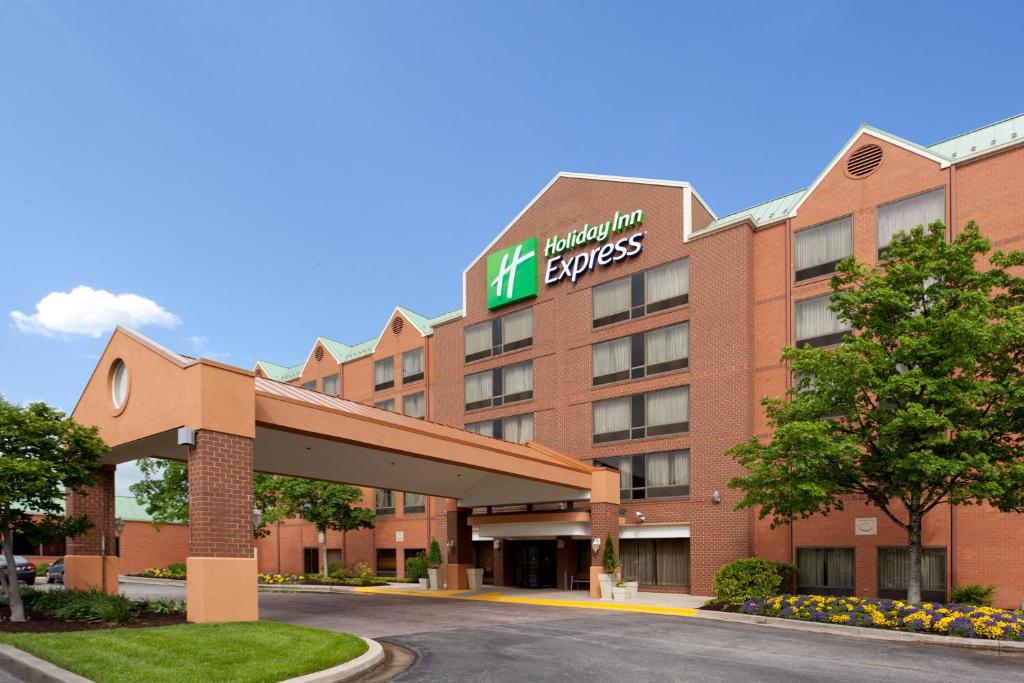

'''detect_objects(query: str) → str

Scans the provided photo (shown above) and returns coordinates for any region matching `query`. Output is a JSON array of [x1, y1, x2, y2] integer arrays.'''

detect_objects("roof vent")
[[391, 317, 404, 335], [846, 144, 883, 177], [314, 346, 325, 362]]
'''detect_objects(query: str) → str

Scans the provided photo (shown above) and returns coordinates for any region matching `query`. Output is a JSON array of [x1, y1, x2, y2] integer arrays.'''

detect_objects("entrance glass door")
[[512, 541, 556, 588]]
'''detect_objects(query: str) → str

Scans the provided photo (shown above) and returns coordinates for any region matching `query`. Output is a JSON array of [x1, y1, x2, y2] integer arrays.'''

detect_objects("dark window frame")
[[464, 360, 533, 412], [402, 492, 426, 515], [375, 489, 395, 516], [794, 215, 854, 283], [464, 308, 534, 363], [794, 293, 852, 348], [375, 398, 395, 412], [592, 322, 689, 386], [402, 392, 426, 419], [592, 259, 689, 330], [300, 380, 317, 391], [402, 348, 425, 384], [877, 546, 947, 602], [592, 386, 690, 444], [466, 412, 534, 444], [876, 186, 947, 260], [374, 357, 395, 391], [796, 547, 856, 597], [595, 449, 691, 500]]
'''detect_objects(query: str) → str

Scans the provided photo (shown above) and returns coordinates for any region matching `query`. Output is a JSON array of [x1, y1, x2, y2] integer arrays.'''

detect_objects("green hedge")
[[713, 558, 796, 605]]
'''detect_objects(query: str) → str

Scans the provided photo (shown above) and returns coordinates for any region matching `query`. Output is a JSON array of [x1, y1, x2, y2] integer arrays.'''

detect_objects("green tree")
[[0, 397, 108, 621], [600, 532, 618, 574], [273, 478, 376, 577], [427, 538, 443, 569], [729, 222, 1024, 603]]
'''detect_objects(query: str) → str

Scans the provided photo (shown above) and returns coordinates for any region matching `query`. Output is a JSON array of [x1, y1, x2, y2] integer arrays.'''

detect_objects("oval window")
[[111, 361, 129, 409]]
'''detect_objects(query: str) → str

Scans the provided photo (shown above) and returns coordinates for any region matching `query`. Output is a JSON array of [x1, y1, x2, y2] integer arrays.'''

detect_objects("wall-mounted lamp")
[[446, 539, 455, 550], [711, 490, 722, 504], [253, 508, 263, 531], [635, 511, 646, 523], [493, 539, 501, 551], [114, 517, 125, 536], [591, 537, 601, 555]]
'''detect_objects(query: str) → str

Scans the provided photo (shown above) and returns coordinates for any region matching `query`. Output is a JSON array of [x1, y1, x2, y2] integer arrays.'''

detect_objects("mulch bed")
[[0, 611, 186, 633], [698, 603, 741, 613]]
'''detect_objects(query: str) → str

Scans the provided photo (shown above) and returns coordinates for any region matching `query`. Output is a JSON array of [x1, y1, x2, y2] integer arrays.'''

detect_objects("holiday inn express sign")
[[487, 208, 646, 310]]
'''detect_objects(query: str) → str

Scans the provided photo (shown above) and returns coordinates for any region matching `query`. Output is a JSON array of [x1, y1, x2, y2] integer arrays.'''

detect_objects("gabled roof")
[[255, 360, 305, 382], [369, 305, 463, 352], [928, 112, 1024, 162]]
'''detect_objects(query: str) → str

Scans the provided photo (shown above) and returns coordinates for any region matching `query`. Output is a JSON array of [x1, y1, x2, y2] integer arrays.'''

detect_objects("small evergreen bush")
[[427, 538, 444, 568], [951, 584, 996, 607], [601, 533, 618, 574]]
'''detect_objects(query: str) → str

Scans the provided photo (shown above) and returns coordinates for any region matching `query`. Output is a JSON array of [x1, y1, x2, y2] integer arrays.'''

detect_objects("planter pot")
[[598, 573, 615, 600], [625, 581, 639, 600], [418, 578, 429, 589], [427, 568, 441, 591], [466, 568, 484, 591], [612, 586, 629, 601]]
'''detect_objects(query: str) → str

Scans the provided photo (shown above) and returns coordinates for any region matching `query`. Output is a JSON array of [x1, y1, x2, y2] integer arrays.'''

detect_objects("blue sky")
[[1, 1, 1020, 492]]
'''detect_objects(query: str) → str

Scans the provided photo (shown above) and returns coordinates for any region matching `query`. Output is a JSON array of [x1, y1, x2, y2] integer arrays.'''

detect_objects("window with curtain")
[[593, 386, 689, 443], [796, 548, 855, 596], [374, 357, 395, 391], [592, 323, 689, 386], [375, 489, 394, 515], [464, 308, 533, 362], [321, 374, 340, 397], [402, 348, 424, 383], [795, 216, 853, 282], [796, 294, 850, 347], [464, 360, 533, 411], [375, 398, 395, 412], [593, 259, 690, 328], [878, 547, 947, 602], [619, 538, 690, 587], [877, 187, 945, 256], [599, 450, 690, 499], [466, 413, 533, 443], [465, 419, 495, 437], [403, 492, 425, 514], [402, 392, 425, 419], [301, 380, 317, 391]]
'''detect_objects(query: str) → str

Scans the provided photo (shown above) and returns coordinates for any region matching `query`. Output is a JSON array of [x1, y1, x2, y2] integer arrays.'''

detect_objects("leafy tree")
[[131, 461, 375, 575], [729, 222, 1024, 603], [0, 397, 107, 621], [272, 478, 376, 577], [427, 538, 443, 569]]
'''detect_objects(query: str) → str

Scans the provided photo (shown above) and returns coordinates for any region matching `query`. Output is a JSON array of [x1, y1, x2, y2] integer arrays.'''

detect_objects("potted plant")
[[624, 576, 639, 600], [612, 577, 629, 601], [427, 538, 444, 590], [598, 532, 618, 600]]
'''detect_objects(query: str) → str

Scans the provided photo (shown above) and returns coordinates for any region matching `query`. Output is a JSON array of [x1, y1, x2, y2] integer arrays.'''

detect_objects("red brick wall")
[[118, 521, 189, 574], [188, 430, 254, 558], [66, 464, 116, 556]]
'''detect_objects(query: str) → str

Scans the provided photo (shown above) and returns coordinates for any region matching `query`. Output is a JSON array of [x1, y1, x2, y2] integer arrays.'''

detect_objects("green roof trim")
[[18, 496, 159, 523], [704, 188, 807, 231], [256, 360, 304, 382]]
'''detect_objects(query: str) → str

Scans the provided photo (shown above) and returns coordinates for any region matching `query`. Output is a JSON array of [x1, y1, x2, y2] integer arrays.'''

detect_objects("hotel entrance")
[[510, 540, 557, 588]]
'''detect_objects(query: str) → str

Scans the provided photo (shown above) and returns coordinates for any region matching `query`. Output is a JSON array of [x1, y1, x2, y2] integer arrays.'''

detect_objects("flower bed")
[[258, 573, 390, 587], [739, 595, 1024, 641], [131, 565, 186, 580]]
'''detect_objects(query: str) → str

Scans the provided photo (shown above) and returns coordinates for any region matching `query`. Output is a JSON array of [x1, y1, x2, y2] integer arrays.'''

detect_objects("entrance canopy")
[[72, 328, 595, 507]]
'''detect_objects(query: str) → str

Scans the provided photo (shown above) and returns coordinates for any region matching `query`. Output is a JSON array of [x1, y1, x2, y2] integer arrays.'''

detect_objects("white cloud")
[[187, 335, 209, 348], [10, 286, 181, 338]]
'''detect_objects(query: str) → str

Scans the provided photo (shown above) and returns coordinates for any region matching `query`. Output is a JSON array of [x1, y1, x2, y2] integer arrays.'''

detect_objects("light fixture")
[[446, 539, 455, 550], [711, 490, 722, 504], [493, 539, 501, 551], [635, 511, 646, 523], [114, 517, 125, 535], [253, 508, 263, 530], [591, 537, 601, 555]]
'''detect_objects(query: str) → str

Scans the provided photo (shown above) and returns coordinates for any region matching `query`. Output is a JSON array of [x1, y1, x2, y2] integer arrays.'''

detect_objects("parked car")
[[46, 557, 65, 584], [0, 555, 36, 585]]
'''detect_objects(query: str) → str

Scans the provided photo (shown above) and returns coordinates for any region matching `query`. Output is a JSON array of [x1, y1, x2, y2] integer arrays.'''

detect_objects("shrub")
[[405, 552, 428, 581], [166, 562, 187, 575], [327, 562, 345, 579], [601, 533, 618, 574], [35, 563, 49, 576], [713, 558, 794, 605], [427, 539, 443, 568], [142, 598, 187, 615], [951, 584, 996, 607], [24, 588, 140, 623]]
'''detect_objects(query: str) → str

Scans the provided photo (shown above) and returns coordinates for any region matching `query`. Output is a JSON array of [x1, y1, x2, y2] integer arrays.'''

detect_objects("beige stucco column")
[[589, 468, 621, 598]]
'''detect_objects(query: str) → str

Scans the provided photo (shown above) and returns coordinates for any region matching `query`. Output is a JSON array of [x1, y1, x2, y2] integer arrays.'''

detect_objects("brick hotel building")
[[44, 114, 1024, 606]]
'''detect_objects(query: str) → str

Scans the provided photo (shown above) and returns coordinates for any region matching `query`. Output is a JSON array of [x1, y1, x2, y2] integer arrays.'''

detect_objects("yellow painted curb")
[[352, 586, 697, 617]]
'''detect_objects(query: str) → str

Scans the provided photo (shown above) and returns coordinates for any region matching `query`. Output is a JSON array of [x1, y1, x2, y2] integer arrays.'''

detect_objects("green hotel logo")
[[487, 237, 538, 310]]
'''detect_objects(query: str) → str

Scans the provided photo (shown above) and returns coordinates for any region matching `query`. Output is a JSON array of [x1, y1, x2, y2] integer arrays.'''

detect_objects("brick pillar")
[[590, 468, 620, 598], [443, 504, 473, 589], [186, 429, 257, 623], [65, 464, 118, 594]]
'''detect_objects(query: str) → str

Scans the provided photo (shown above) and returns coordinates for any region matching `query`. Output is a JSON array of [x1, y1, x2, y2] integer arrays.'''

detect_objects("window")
[[878, 547, 947, 602], [376, 548, 397, 577], [464, 360, 533, 411], [402, 348, 424, 383], [322, 373, 340, 397], [797, 548, 855, 596], [795, 216, 852, 282], [374, 358, 395, 391], [592, 322, 689, 386], [795, 294, 850, 348], [403, 392, 425, 419], [877, 187, 945, 257], [375, 489, 394, 515], [466, 413, 534, 444], [592, 386, 689, 443], [619, 538, 690, 587], [592, 259, 689, 328], [597, 450, 690, 499], [403, 492, 425, 514], [375, 398, 395, 412], [303, 548, 320, 575], [301, 380, 317, 391], [464, 308, 533, 362]]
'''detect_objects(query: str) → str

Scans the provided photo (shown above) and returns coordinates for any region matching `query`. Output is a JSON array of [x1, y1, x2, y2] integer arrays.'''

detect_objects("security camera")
[[635, 511, 646, 522]]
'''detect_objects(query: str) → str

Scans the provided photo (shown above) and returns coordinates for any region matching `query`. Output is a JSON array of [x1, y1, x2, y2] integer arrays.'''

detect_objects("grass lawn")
[[0, 621, 367, 683]]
